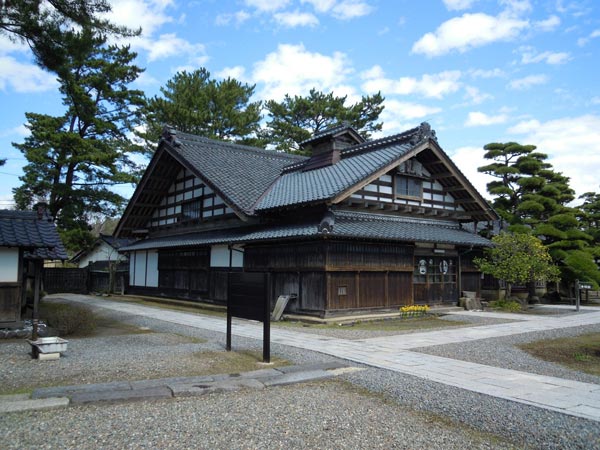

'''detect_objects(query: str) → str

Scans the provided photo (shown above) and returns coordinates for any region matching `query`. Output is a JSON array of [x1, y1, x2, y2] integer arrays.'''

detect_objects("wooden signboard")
[[227, 272, 271, 363]]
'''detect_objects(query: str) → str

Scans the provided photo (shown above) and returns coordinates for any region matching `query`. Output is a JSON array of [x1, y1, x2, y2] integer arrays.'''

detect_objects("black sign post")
[[227, 272, 271, 363]]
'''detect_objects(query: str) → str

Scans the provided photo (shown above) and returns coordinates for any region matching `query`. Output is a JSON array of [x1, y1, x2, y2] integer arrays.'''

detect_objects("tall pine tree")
[[13, 28, 145, 252]]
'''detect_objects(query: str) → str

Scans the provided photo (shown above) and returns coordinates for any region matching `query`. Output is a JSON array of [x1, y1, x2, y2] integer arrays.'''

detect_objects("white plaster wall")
[[146, 250, 159, 287], [0, 248, 19, 282], [210, 245, 243, 268], [78, 242, 124, 268], [133, 251, 148, 287]]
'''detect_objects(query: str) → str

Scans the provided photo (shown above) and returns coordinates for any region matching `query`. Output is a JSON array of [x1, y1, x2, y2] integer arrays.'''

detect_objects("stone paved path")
[[53, 295, 600, 422]]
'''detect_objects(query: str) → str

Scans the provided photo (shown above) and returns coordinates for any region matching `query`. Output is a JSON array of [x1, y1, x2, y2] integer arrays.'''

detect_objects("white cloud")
[[468, 68, 506, 78], [215, 65, 248, 81], [449, 146, 490, 196], [500, 0, 532, 16], [464, 86, 493, 104], [376, 100, 441, 136], [245, 0, 291, 12], [577, 28, 600, 47], [274, 10, 319, 27], [135, 33, 207, 63], [0, 124, 29, 138], [106, 1, 207, 68], [507, 119, 540, 134], [361, 67, 462, 99], [0, 56, 58, 93], [301, 0, 337, 12], [534, 15, 560, 32], [442, 0, 477, 11], [506, 115, 600, 198], [106, 0, 174, 36], [384, 100, 442, 120], [591, 97, 600, 105], [215, 10, 252, 26], [519, 46, 570, 65], [412, 12, 528, 57], [251, 43, 352, 100], [465, 111, 508, 127], [508, 74, 548, 90], [0, 36, 29, 55], [331, 0, 373, 20]]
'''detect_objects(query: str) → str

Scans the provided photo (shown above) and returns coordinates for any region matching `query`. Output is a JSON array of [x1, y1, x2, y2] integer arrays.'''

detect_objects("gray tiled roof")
[[120, 210, 491, 251], [0, 210, 68, 260], [255, 141, 414, 211], [165, 132, 306, 214]]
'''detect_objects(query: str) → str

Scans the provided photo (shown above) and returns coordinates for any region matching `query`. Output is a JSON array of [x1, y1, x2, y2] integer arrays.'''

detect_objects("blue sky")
[[1, 0, 599, 209]]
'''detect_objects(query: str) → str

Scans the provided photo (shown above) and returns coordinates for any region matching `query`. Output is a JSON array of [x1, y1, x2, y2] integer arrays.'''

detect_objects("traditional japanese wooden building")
[[116, 123, 497, 317], [0, 209, 67, 327]]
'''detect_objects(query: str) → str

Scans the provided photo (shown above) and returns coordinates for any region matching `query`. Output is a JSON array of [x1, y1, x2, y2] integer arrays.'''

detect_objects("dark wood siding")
[[245, 242, 325, 271], [0, 285, 21, 324], [300, 272, 326, 311], [158, 248, 210, 294], [326, 241, 413, 271], [388, 272, 413, 306]]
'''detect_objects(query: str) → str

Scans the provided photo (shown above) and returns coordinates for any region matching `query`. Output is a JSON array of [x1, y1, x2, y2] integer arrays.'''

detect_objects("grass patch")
[[519, 332, 600, 376], [39, 301, 97, 337], [275, 316, 469, 332], [192, 350, 288, 375]]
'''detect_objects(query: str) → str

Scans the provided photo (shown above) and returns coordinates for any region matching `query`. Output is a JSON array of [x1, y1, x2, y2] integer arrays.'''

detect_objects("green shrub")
[[488, 299, 522, 312], [40, 302, 97, 336]]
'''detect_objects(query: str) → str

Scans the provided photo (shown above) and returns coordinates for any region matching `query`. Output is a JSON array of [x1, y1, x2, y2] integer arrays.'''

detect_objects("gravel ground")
[[2, 302, 600, 449], [343, 367, 600, 450], [0, 382, 518, 450]]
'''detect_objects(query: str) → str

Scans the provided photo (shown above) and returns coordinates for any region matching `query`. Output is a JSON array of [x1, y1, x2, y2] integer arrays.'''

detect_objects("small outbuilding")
[[0, 209, 67, 327]]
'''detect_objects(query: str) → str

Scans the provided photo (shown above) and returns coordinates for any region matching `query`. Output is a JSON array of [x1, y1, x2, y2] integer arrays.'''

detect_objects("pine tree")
[[264, 88, 385, 153], [141, 69, 263, 148], [12, 28, 145, 252], [0, 0, 136, 73]]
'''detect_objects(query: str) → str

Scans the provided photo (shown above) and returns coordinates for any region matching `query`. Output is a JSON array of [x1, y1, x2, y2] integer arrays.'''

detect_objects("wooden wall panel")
[[327, 272, 357, 310], [326, 241, 413, 271], [358, 272, 387, 308], [245, 243, 325, 271], [300, 272, 326, 311], [461, 272, 481, 295], [0, 285, 21, 324], [388, 272, 412, 306]]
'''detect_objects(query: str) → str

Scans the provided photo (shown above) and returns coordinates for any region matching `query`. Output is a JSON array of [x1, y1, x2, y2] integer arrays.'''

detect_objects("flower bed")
[[399, 305, 430, 318]]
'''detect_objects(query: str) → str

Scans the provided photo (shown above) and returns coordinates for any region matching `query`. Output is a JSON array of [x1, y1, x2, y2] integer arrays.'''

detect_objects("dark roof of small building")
[[120, 209, 491, 252], [299, 122, 365, 147], [0, 210, 68, 260]]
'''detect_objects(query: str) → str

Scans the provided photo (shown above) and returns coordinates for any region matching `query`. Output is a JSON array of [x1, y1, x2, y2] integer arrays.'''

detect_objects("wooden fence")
[[43, 262, 129, 295]]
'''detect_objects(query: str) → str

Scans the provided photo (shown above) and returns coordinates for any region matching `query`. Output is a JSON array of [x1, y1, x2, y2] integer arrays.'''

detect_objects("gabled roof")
[[120, 209, 492, 252], [166, 132, 304, 213], [0, 210, 67, 260], [116, 123, 497, 237], [115, 129, 305, 236], [70, 234, 135, 263]]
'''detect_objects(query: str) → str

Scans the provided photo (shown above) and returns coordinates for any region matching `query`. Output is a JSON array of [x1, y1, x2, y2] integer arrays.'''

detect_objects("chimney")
[[300, 123, 365, 171]]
